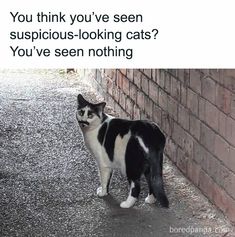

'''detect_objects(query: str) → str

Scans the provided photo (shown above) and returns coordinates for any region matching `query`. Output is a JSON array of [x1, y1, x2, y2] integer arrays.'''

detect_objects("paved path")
[[0, 70, 233, 237]]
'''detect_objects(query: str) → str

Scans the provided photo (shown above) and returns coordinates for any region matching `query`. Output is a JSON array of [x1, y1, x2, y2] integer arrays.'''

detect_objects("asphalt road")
[[0, 70, 233, 237]]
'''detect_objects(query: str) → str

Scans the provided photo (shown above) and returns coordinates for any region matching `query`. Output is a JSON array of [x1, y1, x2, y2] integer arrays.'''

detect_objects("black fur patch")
[[98, 122, 108, 145], [103, 119, 130, 161], [125, 136, 146, 181]]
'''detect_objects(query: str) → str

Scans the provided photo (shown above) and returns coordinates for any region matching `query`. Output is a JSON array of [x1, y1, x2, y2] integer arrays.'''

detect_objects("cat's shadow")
[[102, 195, 121, 209], [102, 195, 141, 218]]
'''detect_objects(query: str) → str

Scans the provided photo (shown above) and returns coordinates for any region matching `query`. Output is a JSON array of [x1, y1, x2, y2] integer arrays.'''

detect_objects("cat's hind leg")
[[144, 168, 156, 204], [120, 180, 140, 208], [97, 166, 113, 197]]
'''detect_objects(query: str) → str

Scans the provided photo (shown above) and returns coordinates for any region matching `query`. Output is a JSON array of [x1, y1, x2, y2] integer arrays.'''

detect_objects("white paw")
[[120, 196, 137, 208], [96, 187, 108, 197], [145, 194, 156, 204]]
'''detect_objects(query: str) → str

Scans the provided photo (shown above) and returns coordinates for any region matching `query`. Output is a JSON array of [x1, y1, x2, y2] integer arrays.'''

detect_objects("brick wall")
[[86, 69, 235, 223]]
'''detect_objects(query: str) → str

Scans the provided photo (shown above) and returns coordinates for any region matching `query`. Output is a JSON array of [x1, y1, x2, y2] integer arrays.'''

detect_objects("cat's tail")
[[150, 150, 169, 208]]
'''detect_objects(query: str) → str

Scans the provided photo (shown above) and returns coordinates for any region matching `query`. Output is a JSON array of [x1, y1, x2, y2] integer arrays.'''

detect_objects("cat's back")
[[99, 118, 165, 159]]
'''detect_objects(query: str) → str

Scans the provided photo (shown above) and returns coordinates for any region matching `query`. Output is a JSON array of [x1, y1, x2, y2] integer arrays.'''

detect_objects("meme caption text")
[[9, 11, 159, 60]]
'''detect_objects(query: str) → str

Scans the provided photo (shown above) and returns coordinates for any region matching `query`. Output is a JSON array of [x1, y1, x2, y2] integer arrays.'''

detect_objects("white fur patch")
[[145, 194, 156, 204], [97, 186, 108, 197], [120, 182, 137, 208], [136, 136, 149, 153], [120, 196, 137, 208], [113, 131, 131, 174]]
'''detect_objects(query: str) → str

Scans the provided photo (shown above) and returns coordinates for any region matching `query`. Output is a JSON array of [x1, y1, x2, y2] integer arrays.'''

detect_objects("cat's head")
[[76, 94, 106, 130]]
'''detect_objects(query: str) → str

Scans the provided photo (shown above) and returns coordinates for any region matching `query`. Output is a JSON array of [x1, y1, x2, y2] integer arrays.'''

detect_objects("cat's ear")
[[96, 102, 106, 112], [77, 94, 88, 108]]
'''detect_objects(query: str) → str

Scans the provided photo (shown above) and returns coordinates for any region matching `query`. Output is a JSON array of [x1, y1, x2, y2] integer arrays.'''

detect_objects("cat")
[[76, 94, 169, 208]]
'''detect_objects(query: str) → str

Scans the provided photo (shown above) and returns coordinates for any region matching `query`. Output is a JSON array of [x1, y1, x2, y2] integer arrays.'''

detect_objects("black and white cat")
[[76, 94, 169, 208]]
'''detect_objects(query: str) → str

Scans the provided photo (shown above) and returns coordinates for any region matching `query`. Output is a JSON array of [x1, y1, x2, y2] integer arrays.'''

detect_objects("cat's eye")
[[78, 110, 84, 116], [88, 113, 94, 119]]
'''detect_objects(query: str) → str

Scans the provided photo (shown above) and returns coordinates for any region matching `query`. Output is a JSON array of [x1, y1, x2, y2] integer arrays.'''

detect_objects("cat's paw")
[[96, 187, 108, 197], [120, 197, 137, 208], [145, 194, 156, 204]]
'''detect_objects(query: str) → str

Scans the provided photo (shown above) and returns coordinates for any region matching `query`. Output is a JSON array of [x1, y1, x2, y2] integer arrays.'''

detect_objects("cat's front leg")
[[97, 166, 113, 197]]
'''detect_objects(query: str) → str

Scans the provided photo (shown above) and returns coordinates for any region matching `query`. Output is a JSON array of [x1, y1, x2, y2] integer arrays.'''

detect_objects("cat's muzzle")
[[78, 120, 89, 127]]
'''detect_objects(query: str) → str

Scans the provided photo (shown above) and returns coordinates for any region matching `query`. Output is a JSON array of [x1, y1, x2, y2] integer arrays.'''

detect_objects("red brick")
[[129, 83, 137, 102], [161, 111, 173, 135], [231, 93, 235, 120], [141, 75, 149, 95], [218, 111, 227, 138], [114, 104, 122, 117], [164, 73, 171, 93], [149, 80, 159, 103], [187, 160, 201, 186], [187, 88, 198, 116], [202, 152, 219, 183], [153, 69, 161, 84], [193, 140, 204, 164], [122, 76, 129, 96], [143, 69, 152, 79], [133, 70, 142, 88], [178, 104, 189, 130], [105, 69, 113, 79], [182, 133, 194, 158], [214, 135, 230, 164], [177, 147, 188, 174], [107, 96, 115, 109], [158, 70, 165, 88], [140, 111, 147, 120], [199, 169, 214, 200], [172, 122, 185, 148], [212, 181, 229, 213], [126, 69, 134, 82], [152, 70, 156, 82], [107, 77, 113, 95], [205, 100, 219, 131], [117, 70, 123, 89], [120, 69, 127, 76], [226, 194, 235, 223], [133, 104, 140, 119], [224, 170, 235, 200], [158, 88, 168, 111], [189, 114, 200, 140], [216, 85, 232, 114], [200, 123, 215, 154], [171, 77, 181, 100], [112, 84, 120, 103], [183, 70, 190, 86], [119, 91, 126, 109], [167, 96, 178, 121], [125, 97, 134, 117], [190, 70, 201, 94], [165, 138, 177, 163], [223, 69, 235, 92], [152, 105, 162, 126], [180, 84, 187, 107], [137, 90, 145, 110], [101, 75, 107, 90], [199, 97, 206, 121], [228, 146, 235, 173], [225, 117, 235, 146], [202, 76, 216, 103], [209, 69, 222, 83], [144, 96, 153, 118], [177, 69, 184, 82]]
